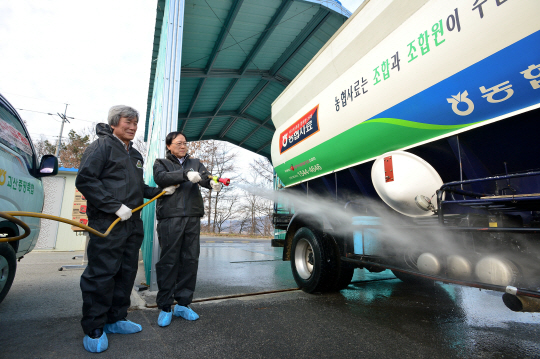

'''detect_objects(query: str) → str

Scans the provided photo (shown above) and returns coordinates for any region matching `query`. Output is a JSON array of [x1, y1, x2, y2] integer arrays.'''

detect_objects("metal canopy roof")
[[145, 0, 350, 158]]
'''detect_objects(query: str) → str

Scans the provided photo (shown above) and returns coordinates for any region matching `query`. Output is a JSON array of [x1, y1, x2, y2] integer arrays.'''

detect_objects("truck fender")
[[0, 220, 19, 253], [283, 213, 337, 261]]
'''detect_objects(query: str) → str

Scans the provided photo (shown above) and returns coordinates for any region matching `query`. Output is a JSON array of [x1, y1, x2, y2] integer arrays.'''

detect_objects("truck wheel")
[[0, 243, 17, 304], [291, 227, 338, 293], [335, 263, 354, 290]]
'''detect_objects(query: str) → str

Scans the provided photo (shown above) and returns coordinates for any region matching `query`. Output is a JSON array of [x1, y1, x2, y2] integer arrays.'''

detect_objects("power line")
[[29, 133, 64, 138], [0, 91, 67, 104], [17, 108, 55, 116], [17, 107, 95, 123]]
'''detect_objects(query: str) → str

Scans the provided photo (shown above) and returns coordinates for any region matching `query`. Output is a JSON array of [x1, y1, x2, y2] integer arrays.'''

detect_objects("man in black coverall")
[[76, 105, 177, 353], [152, 131, 222, 327]]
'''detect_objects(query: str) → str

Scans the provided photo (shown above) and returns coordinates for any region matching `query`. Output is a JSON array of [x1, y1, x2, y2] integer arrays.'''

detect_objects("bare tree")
[[132, 135, 147, 158], [236, 216, 250, 234], [80, 122, 99, 143], [239, 157, 274, 236], [249, 156, 274, 184], [213, 193, 239, 233], [189, 140, 239, 232], [242, 190, 260, 235]]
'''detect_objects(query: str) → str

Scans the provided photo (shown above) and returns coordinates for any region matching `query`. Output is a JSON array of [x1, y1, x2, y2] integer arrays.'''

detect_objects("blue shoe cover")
[[83, 332, 108, 353], [103, 319, 142, 334], [173, 305, 199, 321], [158, 310, 173, 327]]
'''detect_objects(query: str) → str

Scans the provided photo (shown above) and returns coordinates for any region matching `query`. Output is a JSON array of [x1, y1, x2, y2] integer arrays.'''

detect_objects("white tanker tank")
[[271, 0, 540, 193]]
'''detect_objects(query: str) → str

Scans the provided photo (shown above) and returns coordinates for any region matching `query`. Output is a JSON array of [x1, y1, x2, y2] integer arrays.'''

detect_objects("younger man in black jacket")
[[153, 131, 221, 327]]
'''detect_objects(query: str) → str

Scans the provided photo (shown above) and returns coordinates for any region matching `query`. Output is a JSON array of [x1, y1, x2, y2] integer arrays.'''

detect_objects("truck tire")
[[291, 227, 339, 293], [335, 263, 354, 290], [0, 243, 16, 304]]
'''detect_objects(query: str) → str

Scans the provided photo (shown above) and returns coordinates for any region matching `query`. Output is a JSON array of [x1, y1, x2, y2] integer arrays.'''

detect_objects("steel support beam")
[[218, 80, 270, 138], [181, 0, 245, 132], [181, 68, 290, 85], [239, 115, 271, 145], [256, 139, 272, 153], [216, 0, 293, 139], [235, 9, 328, 147], [269, 9, 330, 76], [186, 0, 295, 141], [205, 0, 245, 72], [198, 78, 240, 140], [185, 78, 206, 120], [239, 0, 294, 75], [178, 111, 274, 131]]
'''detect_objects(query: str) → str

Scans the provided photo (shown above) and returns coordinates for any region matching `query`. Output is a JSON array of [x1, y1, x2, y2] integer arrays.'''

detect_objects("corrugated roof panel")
[[202, 117, 232, 138], [259, 144, 271, 155], [192, 78, 235, 113], [238, 121, 259, 140], [278, 15, 341, 80], [212, 0, 281, 69], [312, 14, 345, 43], [218, 78, 261, 111], [246, 82, 284, 119], [181, 0, 233, 68], [244, 127, 273, 148], [247, 3, 319, 70], [226, 118, 257, 142], [184, 117, 209, 139], [178, 78, 202, 113], [147, 0, 350, 155], [244, 105, 269, 122]]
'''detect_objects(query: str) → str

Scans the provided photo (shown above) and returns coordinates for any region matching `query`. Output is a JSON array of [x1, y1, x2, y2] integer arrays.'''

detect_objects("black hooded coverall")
[[76, 123, 161, 334], [153, 151, 212, 309]]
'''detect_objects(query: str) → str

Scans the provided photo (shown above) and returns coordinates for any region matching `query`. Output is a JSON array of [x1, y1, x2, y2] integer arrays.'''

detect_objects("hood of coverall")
[[96, 123, 133, 147]]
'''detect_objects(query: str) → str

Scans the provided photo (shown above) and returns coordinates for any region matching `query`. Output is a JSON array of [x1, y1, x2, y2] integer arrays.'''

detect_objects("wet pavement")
[[139, 238, 297, 305], [1, 237, 539, 358]]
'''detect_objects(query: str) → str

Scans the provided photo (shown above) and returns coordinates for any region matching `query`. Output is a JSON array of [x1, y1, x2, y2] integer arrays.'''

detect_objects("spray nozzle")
[[208, 175, 231, 186], [415, 195, 436, 213]]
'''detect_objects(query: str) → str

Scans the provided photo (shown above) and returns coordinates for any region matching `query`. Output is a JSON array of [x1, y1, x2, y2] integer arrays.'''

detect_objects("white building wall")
[[55, 170, 86, 251], [36, 169, 86, 251]]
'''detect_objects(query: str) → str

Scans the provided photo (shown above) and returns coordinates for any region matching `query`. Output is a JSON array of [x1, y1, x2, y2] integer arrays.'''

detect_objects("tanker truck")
[[270, 0, 540, 312]]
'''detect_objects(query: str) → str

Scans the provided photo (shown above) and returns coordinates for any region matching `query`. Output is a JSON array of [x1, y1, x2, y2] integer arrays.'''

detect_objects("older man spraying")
[[76, 105, 177, 353]]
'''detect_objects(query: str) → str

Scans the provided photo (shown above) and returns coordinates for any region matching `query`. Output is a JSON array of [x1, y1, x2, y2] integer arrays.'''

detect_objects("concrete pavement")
[[1, 239, 540, 358]]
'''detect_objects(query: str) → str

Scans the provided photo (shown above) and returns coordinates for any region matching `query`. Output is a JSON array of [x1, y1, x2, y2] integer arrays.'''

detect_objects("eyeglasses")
[[173, 141, 187, 147]]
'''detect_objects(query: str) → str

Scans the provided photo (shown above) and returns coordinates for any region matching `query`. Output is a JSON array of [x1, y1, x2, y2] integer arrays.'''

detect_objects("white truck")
[[271, 0, 540, 312]]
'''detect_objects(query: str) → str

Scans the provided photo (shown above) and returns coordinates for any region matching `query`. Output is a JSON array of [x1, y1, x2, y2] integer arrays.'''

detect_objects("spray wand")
[[208, 175, 231, 186], [0, 175, 232, 243]]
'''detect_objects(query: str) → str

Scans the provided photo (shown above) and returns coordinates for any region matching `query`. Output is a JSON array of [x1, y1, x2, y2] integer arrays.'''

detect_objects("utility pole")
[[54, 104, 70, 157]]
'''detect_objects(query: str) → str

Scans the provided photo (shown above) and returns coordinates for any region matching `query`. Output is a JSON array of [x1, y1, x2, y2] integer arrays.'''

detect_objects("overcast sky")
[[0, 0, 363, 161]]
